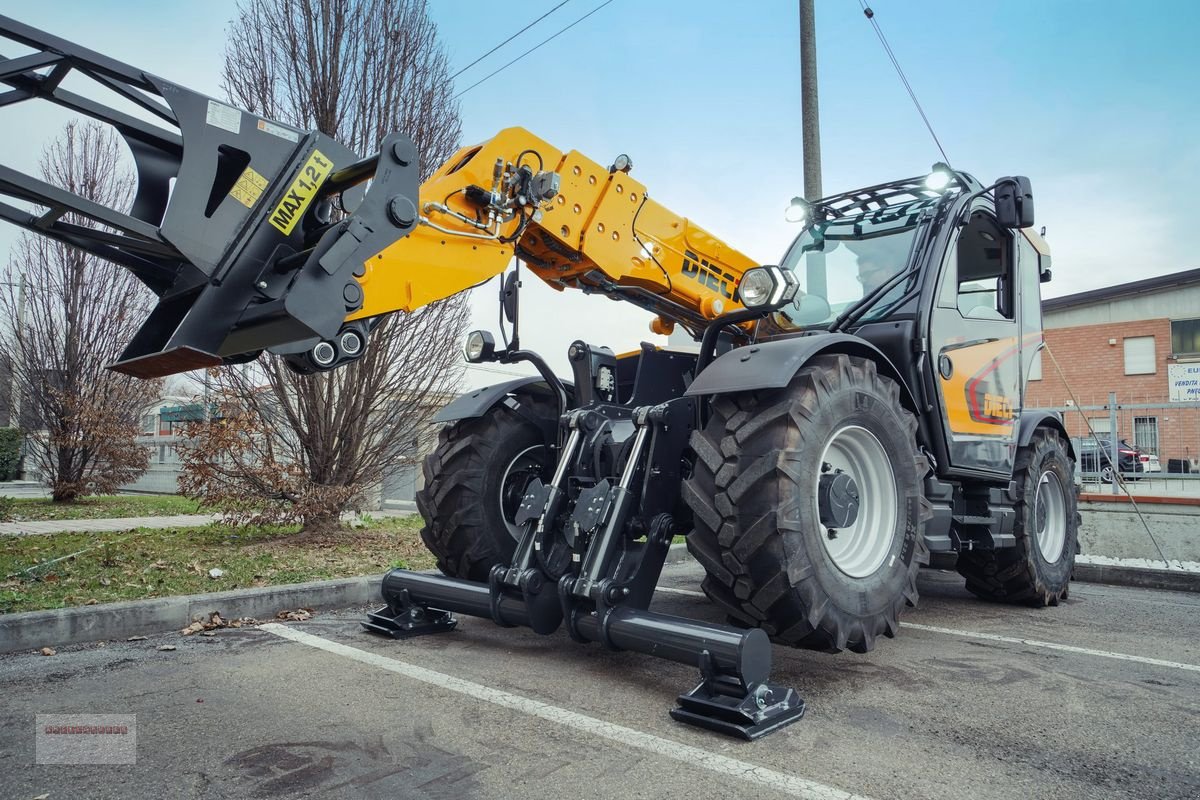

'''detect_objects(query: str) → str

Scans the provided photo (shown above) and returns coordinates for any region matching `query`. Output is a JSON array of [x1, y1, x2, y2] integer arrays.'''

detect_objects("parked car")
[[1076, 437, 1144, 483]]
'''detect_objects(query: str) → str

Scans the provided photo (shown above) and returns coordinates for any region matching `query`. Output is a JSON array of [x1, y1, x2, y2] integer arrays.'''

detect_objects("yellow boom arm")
[[349, 128, 758, 338]]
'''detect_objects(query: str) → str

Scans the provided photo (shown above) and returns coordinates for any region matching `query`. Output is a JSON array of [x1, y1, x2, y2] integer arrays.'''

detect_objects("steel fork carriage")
[[364, 398, 806, 740]]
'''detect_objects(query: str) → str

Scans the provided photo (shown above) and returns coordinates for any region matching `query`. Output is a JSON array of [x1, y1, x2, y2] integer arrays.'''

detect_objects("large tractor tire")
[[684, 353, 930, 654], [416, 396, 555, 582], [957, 428, 1078, 606]]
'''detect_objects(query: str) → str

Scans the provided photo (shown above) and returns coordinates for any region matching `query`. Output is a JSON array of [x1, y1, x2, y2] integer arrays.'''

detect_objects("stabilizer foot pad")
[[361, 605, 457, 639], [671, 677, 806, 740]]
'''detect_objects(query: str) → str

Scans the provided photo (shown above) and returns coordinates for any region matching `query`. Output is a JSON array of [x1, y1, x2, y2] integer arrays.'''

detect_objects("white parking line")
[[653, 586, 1200, 674], [260, 623, 872, 800], [900, 622, 1200, 672]]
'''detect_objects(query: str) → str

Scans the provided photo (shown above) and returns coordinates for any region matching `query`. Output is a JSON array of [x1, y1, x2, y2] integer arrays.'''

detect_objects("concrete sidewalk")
[[0, 513, 219, 536], [0, 506, 415, 536]]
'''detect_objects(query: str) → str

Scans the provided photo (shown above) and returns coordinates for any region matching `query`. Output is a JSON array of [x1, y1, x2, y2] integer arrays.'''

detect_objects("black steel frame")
[[365, 385, 806, 740]]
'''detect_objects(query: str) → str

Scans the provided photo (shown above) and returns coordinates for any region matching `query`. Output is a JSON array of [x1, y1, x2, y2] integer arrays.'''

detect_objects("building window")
[[1172, 318, 1200, 358], [1123, 336, 1156, 375], [159, 417, 173, 436], [142, 414, 156, 436], [1028, 350, 1043, 381], [1133, 416, 1158, 456]]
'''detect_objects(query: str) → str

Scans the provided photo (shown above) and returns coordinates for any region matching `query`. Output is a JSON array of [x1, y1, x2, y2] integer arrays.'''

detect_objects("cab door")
[[927, 206, 1024, 476]]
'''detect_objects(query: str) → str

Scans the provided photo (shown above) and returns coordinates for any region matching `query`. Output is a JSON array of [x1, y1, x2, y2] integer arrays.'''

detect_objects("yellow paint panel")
[[938, 335, 1026, 437], [544, 150, 610, 251]]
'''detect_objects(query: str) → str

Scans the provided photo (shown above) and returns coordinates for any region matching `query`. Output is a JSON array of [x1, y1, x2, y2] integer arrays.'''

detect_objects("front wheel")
[[683, 354, 930, 654], [957, 428, 1079, 606], [416, 396, 555, 581]]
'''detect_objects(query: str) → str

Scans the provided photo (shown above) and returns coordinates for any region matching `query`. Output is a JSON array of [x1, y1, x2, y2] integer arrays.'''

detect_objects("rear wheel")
[[416, 397, 555, 581], [957, 428, 1078, 605], [683, 354, 930, 653]]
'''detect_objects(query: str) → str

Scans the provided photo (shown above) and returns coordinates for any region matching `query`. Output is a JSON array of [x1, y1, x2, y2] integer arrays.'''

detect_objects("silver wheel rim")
[[1034, 470, 1067, 563], [816, 425, 899, 578], [499, 445, 547, 542]]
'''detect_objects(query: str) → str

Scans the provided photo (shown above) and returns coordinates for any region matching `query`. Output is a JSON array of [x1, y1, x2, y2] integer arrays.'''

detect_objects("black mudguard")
[[1017, 409, 1073, 459], [433, 377, 566, 423], [685, 333, 919, 413]]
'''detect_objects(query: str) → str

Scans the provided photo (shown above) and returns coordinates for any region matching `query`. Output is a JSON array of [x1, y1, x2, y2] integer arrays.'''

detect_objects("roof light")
[[784, 196, 812, 224], [925, 162, 953, 192]]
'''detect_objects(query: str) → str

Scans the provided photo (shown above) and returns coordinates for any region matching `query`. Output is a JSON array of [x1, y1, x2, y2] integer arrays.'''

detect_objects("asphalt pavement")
[[1, 563, 1197, 800]]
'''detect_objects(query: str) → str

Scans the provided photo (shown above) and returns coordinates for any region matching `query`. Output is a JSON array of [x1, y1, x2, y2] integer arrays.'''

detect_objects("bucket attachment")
[[0, 16, 420, 377]]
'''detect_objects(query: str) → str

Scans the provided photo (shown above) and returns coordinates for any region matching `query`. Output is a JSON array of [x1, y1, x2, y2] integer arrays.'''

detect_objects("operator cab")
[[764, 170, 1046, 481]]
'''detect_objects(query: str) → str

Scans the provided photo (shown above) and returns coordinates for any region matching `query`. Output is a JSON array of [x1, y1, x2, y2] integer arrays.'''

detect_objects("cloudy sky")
[[2, 0, 1197, 384]]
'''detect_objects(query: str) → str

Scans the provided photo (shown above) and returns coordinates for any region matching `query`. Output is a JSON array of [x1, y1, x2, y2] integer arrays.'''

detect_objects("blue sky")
[[1, 0, 1197, 381]]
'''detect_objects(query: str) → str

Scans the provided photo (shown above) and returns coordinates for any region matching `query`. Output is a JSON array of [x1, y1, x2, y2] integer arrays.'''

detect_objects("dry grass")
[[0, 515, 434, 614]]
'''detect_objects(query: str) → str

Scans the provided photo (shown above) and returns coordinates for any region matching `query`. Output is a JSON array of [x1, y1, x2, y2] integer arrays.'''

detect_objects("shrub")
[[0, 428, 20, 481]]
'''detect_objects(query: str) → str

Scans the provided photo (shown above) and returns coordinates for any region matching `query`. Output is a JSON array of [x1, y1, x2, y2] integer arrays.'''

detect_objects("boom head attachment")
[[0, 16, 420, 377]]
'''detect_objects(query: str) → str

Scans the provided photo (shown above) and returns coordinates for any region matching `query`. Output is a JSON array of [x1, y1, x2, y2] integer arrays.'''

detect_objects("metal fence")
[[1035, 393, 1200, 497]]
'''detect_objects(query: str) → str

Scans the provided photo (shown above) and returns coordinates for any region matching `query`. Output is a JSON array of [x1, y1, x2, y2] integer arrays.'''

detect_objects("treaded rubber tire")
[[683, 353, 931, 654], [416, 396, 554, 582], [957, 428, 1079, 606]]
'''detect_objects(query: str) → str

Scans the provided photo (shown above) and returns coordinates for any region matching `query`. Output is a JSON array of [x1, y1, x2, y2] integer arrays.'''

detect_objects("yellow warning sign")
[[268, 149, 333, 235], [229, 166, 268, 209]]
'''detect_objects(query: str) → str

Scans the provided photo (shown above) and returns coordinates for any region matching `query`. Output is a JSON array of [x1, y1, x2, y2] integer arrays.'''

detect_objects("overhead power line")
[[454, 0, 616, 99], [449, 1, 573, 81], [857, 1, 951, 166]]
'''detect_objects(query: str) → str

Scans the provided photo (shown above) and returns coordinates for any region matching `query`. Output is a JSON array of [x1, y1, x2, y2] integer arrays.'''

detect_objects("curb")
[[0, 574, 385, 655], [1071, 563, 1200, 594], [665, 543, 1200, 594], [4, 546, 1196, 655]]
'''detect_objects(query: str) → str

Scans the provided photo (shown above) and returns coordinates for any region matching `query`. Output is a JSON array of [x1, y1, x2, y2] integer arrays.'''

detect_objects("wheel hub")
[[814, 425, 899, 578], [499, 445, 549, 542], [818, 470, 860, 529], [1033, 469, 1067, 563]]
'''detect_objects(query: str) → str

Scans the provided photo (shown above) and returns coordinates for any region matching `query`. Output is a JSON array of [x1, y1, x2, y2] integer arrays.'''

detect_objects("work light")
[[463, 330, 496, 363], [925, 162, 953, 192], [784, 196, 812, 224], [738, 266, 800, 310]]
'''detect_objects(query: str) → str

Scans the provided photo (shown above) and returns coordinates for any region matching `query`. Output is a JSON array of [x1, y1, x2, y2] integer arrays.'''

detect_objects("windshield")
[[772, 198, 938, 330]]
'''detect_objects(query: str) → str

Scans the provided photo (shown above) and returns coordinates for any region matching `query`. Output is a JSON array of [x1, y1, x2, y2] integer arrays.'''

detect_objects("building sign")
[[1168, 363, 1200, 402], [159, 404, 209, 423]]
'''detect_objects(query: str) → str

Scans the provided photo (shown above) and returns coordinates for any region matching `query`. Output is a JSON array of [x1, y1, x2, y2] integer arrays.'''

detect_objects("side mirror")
[[994, 176, 1034, 228], [501, 271, 520, 323]]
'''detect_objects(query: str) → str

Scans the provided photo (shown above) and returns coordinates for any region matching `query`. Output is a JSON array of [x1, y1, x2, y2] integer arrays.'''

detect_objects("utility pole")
[[798, 0, 826, 298], [799, 0, 822, 201]]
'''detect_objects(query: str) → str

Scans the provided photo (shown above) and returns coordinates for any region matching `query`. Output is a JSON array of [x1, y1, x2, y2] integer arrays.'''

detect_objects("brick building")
[[1025, 268, 1200, 468]]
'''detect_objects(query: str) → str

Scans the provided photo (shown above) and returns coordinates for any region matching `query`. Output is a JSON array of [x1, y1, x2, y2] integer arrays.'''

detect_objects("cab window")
[[953, 211, 1013, 321]]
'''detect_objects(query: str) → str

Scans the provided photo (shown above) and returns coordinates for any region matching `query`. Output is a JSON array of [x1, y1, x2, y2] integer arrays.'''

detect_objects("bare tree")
[[0, 121, 161, 501], [189, 0, 469, 530]]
